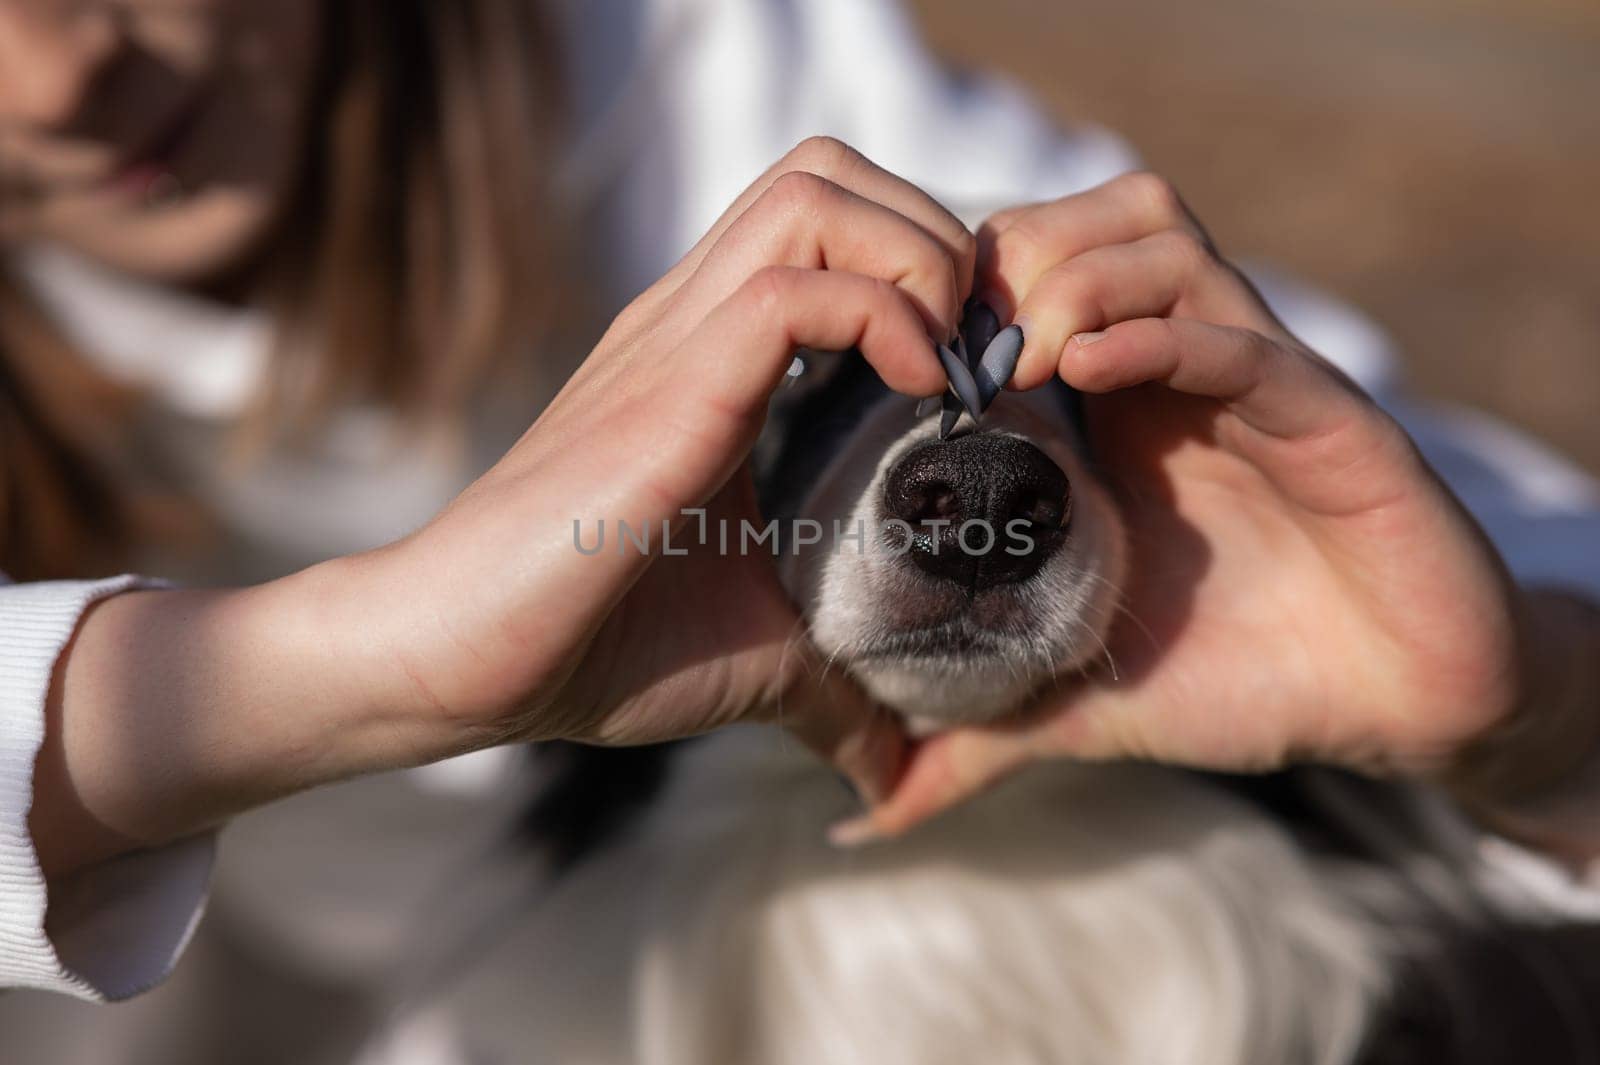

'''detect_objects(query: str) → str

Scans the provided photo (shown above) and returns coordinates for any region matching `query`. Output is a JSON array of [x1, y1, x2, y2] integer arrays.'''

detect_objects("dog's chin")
[[840, 589, 1076, 724], [853, 657, 1038, 726]]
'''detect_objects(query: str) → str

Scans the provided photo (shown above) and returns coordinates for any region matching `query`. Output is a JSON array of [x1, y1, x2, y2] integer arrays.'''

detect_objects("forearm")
[[28, 558, 480, 878], [1441, 587, 1600, 862]]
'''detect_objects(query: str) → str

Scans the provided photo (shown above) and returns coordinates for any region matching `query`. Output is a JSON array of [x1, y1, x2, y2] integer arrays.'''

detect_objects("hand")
[[859, 171, 1548, 838], [32, 138, 981, 877], [342, 137, 978, 789]]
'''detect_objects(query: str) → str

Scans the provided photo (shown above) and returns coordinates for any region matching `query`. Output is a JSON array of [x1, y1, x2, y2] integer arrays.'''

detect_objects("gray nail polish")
[[939, 392, 962, 439], [955, 333, 972, 372], [936, 341, 983, 423], [961, 298, 1002, 367], [974, 324, 1024, 410]]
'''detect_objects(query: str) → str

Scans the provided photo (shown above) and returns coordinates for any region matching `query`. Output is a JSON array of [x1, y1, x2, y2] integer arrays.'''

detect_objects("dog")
[[360, 349, 1600, 1065]]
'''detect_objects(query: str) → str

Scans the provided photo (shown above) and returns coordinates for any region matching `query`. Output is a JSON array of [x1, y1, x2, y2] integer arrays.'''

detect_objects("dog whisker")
[[1084, 622, 1119, 683]]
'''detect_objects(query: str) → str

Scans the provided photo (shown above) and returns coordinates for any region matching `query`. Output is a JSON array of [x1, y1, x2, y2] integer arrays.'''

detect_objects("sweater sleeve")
[[0, 574, 215, 1001]]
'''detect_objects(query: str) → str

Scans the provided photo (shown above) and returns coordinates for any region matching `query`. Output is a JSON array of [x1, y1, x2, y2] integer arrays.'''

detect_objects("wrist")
[[31, 559, 485, 877], [1437, 587, 1600, 857], [250, 552, 507, 774]]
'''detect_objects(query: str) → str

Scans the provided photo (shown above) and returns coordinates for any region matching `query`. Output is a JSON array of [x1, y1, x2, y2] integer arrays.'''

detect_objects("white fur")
[[379, 730, 1387, 1065]]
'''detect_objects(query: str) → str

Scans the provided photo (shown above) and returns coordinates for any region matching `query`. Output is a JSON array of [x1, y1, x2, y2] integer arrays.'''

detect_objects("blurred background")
[[916, 0, 1600, 473]]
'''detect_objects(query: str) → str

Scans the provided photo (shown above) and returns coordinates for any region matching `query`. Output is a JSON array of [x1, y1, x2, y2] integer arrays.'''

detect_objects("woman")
[[2, 0, 1598, 1039], [0, 0, 1133, 1012]]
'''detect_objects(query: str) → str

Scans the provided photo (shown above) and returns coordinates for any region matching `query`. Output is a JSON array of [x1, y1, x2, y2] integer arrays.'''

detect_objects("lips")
[[105, 87, 207, 197], [109, 161, 169, 200], [858, 622, 1011, 661], [0, 76, 209, 205], [860, 581, 1040, 658]]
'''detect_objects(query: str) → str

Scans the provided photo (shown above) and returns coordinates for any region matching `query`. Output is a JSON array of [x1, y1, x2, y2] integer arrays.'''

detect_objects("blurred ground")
[[912, 0, 1600, 473]]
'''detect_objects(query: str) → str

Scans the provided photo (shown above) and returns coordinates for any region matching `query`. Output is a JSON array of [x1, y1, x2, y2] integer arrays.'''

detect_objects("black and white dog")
[[769, 350, 1123, 728], [367, 350, 1600, 1065]]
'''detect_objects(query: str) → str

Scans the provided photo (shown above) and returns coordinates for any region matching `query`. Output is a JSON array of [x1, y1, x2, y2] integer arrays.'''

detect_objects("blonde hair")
[[0, 0, 566, 579]]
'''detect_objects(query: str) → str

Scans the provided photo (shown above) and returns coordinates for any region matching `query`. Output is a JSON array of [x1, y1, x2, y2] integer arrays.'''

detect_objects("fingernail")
[[1072, 331, 1110, 347], [960, 298, 1001, 365], [827, 814, 885, 849], [973, 324, 1024, 410], [936, 342, 983, 421], [939, 391, 963, 439], [1003, 314, 1040, 391]]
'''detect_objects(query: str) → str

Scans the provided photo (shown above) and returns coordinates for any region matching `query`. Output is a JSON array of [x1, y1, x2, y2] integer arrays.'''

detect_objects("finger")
[[977, 171, 1211, 322], [1007, 229, 1281, 389], [705, 265, 947, 398], [827, 681, 1144, 843], [659, 137, 977, 307], [782, 672, 909, 807], [641, 267, 945, 503], [975, 200, 1035, 239], [670, 171, 966, 341], [1062, 318, 1415, 511], [826, 728, 1033, 845]]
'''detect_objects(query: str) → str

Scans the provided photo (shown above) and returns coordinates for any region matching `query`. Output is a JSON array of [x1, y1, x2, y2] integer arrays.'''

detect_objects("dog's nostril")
[[891, 480, 961, 524], [1014, 488, 1070, 531], [882, 434, 1071, 590]]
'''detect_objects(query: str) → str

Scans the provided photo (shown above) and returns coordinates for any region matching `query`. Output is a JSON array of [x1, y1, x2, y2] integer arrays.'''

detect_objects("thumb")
[[781, 671, 909, 808], [826, 689, 1128, 845], [826, 728, 1032, 846]]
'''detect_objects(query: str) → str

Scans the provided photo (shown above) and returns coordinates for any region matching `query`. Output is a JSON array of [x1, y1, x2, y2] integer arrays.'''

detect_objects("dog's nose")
[[882, 433, 1071, 589]]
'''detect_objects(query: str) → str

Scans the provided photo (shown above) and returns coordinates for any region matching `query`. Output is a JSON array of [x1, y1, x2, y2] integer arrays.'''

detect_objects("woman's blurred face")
[[0, 0, 318, 284]]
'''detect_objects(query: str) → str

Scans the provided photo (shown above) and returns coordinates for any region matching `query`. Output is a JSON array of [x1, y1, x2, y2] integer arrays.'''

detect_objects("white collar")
[[8, 243, 269, 420]]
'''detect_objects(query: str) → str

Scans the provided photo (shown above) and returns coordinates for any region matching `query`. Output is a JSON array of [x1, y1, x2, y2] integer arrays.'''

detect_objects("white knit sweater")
[[3, 0, 1599, 1003], [0, 576, 213, 1000]]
